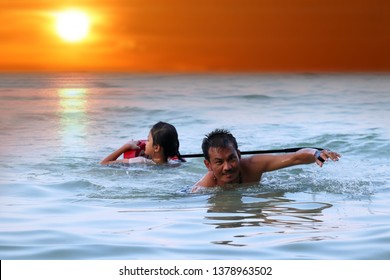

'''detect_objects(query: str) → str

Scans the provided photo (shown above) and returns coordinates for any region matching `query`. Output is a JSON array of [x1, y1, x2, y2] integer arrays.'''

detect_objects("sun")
[[55, 10, 90, 43]]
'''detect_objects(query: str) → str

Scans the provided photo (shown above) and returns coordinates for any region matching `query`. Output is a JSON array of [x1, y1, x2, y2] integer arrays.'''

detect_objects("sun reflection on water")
[[57, 88, 88, 152]]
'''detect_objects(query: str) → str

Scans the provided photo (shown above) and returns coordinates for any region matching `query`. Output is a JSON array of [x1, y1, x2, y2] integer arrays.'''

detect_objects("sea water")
[[0, 73, 389, 259]]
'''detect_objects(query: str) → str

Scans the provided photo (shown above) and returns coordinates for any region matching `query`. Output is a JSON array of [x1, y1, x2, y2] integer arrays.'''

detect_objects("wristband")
[[315, 150, 325, 163]]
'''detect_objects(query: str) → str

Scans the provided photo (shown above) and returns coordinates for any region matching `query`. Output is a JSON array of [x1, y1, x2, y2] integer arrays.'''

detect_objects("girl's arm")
[[100, 141, 139, 165]]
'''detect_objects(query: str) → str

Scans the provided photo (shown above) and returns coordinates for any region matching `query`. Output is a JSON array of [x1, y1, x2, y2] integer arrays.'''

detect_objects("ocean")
[[0, 73, 389, 259]]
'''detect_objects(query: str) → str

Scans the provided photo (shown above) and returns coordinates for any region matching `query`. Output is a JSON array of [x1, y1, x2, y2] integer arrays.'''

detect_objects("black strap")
[[181, 147, 323, 158]]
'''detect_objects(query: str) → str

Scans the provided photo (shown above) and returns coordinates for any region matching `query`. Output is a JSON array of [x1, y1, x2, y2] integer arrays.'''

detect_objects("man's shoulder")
[[240, 156, 257, 168], [240, 155, 268, 172], [195, 171, 215, 187], [239, 156, 264, 183]]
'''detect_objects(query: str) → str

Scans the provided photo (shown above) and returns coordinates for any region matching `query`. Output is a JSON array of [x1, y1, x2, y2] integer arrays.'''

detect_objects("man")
[[193, 129, 341, 190]]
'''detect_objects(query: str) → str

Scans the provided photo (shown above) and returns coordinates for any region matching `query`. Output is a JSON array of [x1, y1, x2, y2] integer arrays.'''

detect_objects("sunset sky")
[[1, 0, 389, 72]]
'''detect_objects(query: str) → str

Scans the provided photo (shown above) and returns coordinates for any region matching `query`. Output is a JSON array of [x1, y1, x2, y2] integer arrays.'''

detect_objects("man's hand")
[[314, 149, 341, 167]]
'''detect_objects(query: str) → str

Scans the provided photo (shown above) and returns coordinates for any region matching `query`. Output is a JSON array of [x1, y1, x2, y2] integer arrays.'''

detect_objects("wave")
[[223, 94, 272, 100], [298, 132, 390, 156], [0, 95, 47, 101]]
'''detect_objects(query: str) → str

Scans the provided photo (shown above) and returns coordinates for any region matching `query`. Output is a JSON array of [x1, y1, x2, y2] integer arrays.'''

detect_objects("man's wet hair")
[[202, 129, 238, 161]]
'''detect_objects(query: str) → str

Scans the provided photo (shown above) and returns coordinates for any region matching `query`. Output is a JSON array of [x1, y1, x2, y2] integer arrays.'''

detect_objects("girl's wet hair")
[[150, 121, 185, 162], [202, 129, 238, 161]]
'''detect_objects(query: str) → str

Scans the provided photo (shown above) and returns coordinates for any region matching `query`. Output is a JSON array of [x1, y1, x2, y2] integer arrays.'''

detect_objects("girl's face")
[[144, 132, 154, 156]]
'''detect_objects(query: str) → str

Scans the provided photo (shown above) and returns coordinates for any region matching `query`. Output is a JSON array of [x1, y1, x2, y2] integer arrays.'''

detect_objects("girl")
[[100, 121, 185, 165]]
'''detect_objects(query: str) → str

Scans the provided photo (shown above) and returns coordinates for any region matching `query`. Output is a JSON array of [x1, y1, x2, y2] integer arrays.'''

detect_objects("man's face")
[[204, 144, 241, 186]]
